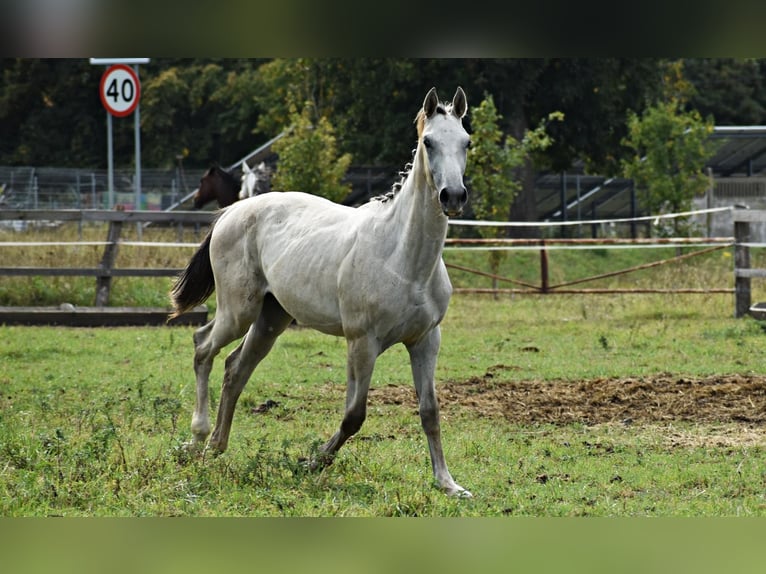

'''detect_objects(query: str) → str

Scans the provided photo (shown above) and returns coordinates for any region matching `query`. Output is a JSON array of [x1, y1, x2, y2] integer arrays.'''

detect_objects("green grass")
[[1, 291, 765, 516]]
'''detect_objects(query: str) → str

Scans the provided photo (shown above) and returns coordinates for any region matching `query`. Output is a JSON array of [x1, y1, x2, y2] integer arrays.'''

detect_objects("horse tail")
[[168, 225, 216, 320]]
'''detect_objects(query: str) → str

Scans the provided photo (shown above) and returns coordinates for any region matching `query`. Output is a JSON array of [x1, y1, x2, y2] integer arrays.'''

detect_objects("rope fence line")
[[0, 241, 201, 248], [0, 240, 741, 251], [448, 205, 734, 227]]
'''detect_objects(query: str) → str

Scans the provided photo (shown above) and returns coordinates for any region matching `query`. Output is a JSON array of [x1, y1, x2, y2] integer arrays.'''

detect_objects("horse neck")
[[388, 145, 449, 277]]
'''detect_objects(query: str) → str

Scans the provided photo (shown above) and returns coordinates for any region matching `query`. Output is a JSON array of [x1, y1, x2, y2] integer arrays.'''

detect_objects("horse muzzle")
[[439, 186, 468, 217]]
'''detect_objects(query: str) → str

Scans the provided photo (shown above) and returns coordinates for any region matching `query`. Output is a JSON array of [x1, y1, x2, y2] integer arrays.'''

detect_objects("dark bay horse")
[[193, 165, 240, 209]]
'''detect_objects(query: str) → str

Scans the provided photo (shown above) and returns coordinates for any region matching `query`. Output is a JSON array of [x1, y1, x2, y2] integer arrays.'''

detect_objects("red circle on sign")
[[99, 64, 141, 117]]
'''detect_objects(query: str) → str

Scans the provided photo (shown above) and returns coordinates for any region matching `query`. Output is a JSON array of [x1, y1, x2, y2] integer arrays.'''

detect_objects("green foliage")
[[0, 58, 669, 172], [271, 101, 352, 202], [140, 60, 264, 167], [466, 94, 562, 224], [621, 63, 715, 235], [465, 94, 561, 275], [252, 58, 418, 165], [466, 95, 523, 224], [252, 59, 336, 139], [684, 58, 766, 125]]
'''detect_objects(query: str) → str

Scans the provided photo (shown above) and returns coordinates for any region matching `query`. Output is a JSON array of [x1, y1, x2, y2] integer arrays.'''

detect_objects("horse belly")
[[269, 281, 345, 336]]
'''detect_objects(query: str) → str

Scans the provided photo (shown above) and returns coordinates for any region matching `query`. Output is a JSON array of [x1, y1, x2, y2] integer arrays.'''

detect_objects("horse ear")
[[452, 87, 467, 119], [423, 87, 439, 118], [242, 162, 252, 174]]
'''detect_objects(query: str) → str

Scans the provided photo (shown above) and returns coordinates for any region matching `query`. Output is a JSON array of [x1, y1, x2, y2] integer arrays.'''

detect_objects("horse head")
[[239, 161, 272, 200], [193, 166, 217, 209], [417, 87, 470, 217], [194, 165, 239, 209]]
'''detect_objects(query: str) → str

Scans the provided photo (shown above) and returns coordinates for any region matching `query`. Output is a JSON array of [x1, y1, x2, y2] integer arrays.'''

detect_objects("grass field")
[[1, 223, 765, 516], [1, 290, 765, 516]]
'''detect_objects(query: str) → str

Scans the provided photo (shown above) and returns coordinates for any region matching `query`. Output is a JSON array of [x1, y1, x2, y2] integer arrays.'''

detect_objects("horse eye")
[[423, 137, 432, 149], [465, 139, 472, 149]]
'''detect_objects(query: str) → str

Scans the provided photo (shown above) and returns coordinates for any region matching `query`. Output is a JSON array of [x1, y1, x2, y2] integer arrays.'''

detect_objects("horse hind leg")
[[188, 304, 257, 451], [207, 293, 294, 454], [189, 321, 216, 447]]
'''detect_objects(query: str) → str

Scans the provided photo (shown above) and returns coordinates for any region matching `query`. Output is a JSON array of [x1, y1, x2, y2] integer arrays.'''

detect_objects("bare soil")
[[369, 370, 766, 427]]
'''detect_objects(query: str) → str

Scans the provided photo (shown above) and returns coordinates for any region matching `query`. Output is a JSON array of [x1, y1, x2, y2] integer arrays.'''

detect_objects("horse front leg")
[[407, 327, 472, 497], [312, 335, 379, 468]]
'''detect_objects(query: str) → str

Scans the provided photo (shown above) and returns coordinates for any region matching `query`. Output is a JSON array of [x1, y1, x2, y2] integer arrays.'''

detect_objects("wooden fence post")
[[734, 217, 750, 318], [539, 239, 549, 293], [95, 220, 123, 307]]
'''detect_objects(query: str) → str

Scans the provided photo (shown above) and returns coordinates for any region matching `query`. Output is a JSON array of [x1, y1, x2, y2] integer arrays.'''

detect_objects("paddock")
[[1, 292, 764, 516]]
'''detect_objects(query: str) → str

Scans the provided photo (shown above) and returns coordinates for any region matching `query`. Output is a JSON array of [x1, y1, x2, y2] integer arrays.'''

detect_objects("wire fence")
[[0, 166, 206, 211]]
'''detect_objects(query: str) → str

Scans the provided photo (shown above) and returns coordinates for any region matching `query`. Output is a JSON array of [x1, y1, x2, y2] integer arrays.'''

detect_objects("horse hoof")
[[445, 485, 473, 498], [181, 440, 204, 454], [174, 440, 204, 464], [298, 451, 334, 471], [204, 444, 225, 458]]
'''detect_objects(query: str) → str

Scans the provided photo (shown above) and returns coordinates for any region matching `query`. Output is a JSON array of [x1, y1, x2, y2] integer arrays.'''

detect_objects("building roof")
[[707, 126, 766, 177]]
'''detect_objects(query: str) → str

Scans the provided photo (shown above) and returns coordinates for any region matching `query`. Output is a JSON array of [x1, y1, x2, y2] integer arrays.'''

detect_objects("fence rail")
[[0, 208, 764, 319], [445, 239, 735, 295], [0, 209, 213, 307]]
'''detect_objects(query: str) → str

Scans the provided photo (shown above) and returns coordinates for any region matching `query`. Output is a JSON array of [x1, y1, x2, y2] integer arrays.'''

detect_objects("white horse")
[[239, 161, 271, 200], [170, 87, 471, 496]]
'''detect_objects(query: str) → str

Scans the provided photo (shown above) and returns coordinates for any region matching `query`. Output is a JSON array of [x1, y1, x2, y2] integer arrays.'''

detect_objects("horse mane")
[[369, 156, 414, 204]]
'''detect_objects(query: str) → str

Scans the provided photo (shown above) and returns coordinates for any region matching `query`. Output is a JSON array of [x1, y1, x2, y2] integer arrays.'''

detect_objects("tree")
[[620, 62, 715, 235], [270, 101, 352, 203], [140, 59, 266, 167], [453, 59, 666, 236], [466, 93, 561, 281], [252, 58, 418, 164], [683, 58, 766, 125], [0, 59, 107, 166], [467, 95, 562, 222]]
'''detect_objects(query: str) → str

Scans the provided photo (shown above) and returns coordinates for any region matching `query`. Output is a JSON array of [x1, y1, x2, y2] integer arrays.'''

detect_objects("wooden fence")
[[445, 236, 735, 295], [0, 209, 213, 325], [0, 207, 764, 322], [733, 209, 766, 317]]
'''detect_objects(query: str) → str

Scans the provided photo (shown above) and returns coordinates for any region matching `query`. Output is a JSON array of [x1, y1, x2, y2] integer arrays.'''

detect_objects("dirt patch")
[[369, 372, 766, 427]]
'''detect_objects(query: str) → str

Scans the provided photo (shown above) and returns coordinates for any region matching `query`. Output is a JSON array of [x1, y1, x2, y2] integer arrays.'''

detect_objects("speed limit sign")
[[99, 64, 141, 117]]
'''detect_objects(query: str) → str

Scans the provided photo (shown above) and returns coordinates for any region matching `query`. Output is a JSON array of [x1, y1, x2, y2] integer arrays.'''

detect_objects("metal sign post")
[[90, 58, 149, 211]]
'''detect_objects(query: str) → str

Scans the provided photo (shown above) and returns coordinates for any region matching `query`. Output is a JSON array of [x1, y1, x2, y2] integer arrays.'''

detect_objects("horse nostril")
[[440, 187, 467, 206]]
